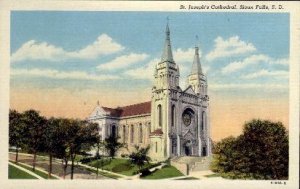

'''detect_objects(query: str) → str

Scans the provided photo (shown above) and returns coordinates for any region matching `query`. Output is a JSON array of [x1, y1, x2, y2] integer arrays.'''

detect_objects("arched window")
[[171, 105, 175, 127], [158, 105, 162, 127], [201, 111, 206, 130], [123, 125, 126, 143], [139, 124, 143, 143], [148, 122, 151, 133], [111, 125, 117, 138], [130, 125, 134, 143]]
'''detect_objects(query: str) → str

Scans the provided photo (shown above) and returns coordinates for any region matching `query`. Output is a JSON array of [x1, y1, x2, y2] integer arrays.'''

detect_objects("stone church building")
[[88, 24, 211, 161]]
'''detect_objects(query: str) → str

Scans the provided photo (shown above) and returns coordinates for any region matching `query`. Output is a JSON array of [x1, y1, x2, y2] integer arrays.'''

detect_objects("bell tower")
[[187, 40, 207, 97], [150, 21, 180, 161]]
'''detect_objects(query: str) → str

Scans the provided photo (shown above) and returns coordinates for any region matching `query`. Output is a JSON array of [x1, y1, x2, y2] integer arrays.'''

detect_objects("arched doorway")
[[184, 140, 192, 156]]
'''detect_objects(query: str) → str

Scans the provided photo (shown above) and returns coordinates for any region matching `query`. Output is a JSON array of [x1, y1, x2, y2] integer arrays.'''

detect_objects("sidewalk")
[[9, 153, 110, 179], [189, 170, 224, 180]]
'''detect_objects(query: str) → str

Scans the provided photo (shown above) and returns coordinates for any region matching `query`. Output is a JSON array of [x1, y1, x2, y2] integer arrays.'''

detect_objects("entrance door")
[[184, 145, 191, 156], [202, 147, 207, 156], [184, 140, 192, 156]]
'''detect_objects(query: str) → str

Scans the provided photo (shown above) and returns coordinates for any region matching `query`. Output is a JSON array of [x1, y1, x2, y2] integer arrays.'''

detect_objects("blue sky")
[[11, 11, 289, 96]]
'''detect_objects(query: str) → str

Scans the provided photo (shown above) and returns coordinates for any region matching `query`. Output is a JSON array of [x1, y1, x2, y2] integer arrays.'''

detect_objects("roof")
[[191, 46, 203, 75], [161, 23, 174, 63], [102, 101, 151, 118]]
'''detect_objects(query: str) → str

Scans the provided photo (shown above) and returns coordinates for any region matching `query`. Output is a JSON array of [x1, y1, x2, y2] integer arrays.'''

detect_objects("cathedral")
[[88, 23, 211, 161]]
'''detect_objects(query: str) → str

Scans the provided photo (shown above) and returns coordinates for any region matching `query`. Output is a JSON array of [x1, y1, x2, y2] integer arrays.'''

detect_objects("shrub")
[[80, 157, 97, 164]]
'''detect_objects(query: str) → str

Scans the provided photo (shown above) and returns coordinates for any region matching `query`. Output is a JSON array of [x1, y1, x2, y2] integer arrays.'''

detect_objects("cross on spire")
[[195, 35, 199, 48]]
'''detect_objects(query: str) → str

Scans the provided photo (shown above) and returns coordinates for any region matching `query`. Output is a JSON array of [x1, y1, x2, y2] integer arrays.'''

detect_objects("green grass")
[[88, 158, 141, 176], [141, 165, 184, 179], [175, 177, 199, 180], [9, 164, 38, 179], [10, 161, 57, 179], [83, 166, 122, 179]]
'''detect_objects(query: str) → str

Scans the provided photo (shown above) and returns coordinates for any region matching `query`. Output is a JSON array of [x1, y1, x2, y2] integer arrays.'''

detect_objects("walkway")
[[9, 153, 111, 179]]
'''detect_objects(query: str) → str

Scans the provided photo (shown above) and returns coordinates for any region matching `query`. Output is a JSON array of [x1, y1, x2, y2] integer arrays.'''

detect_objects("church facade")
[[88, 24, 211, 161]]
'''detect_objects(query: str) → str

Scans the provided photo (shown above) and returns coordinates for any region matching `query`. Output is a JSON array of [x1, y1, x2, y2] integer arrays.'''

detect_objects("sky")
[[10, 11, 289, 141]]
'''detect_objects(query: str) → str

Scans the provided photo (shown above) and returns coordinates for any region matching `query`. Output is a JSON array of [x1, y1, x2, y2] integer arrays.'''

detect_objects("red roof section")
[[102, 101, 151, 118]]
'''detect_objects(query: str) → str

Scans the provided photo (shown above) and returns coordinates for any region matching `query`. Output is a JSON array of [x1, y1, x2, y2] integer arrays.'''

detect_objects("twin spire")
[[161, 21, 203, 75], [161, 22, 174, 63]]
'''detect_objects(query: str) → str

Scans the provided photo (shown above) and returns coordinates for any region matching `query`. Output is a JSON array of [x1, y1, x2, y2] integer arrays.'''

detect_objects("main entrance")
[[184, 140, 192, 156]]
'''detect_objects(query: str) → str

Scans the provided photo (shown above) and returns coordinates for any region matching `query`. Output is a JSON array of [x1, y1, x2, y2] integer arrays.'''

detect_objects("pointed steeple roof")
[[191, 43, 203, 75], [161, 21, 174, 63]]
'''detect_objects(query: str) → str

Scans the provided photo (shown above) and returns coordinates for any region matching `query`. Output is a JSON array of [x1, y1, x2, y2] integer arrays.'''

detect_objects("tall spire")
[[161, 18, 174, 63], [191, 36, 202, 75]]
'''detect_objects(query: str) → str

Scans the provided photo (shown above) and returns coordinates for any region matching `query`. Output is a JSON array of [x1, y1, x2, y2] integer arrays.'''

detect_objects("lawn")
[[9, 161, 57, 179], [82, 166, 122, 179], [9, 164, 38, 179], [141, 165, 184, 179], [88, 158, 141, 176]]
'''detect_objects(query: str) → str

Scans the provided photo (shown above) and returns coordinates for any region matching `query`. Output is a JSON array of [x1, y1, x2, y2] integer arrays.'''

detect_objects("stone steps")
[[171, 156, 212, 174]]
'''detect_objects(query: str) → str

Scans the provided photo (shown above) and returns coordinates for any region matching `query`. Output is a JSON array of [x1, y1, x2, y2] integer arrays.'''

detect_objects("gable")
[[183, 86, 196, 95], [89, 106, 108, 118]]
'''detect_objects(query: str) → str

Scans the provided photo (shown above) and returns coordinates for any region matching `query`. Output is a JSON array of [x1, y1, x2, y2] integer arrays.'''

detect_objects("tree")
[[103, 135, 125, 159], [64, 119, 99, 179], [9, 109, 28, 163], [94, 127, 103, 178], [22, 109, 47, 172], [129, 145, 151, 172], [212, 119, 288, 180], [44, 117, 67, 178]]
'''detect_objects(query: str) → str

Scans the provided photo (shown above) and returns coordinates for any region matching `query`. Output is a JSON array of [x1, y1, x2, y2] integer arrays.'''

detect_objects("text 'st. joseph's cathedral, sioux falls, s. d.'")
[[88, 23, 211, 161]]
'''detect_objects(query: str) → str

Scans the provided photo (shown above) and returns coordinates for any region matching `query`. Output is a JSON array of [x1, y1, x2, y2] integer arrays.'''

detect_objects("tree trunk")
[[96, 159, 99, 178], [32, 152, 37, 171], [48, 154, 52, 179], [70, 155, 75, 180], [62, 159, 68, 179], [15, 145, 19, 163]]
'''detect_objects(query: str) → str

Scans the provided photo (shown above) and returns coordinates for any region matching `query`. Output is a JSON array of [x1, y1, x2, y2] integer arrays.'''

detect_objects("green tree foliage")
[[64, 119, 99, 179], [103, 135, 125, 159], [44, 117, 68, 178], [129, 145, 151, 171], [211, 119, 288, 180], [9, 109, 28, 163], [22, 110, 47, 172]]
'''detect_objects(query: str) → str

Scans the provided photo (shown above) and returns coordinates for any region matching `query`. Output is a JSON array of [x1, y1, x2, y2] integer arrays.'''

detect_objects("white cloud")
[[210, 83, 288, 91], [11, 40, 66, 62], [206, 36, 256, 61], [69, 34, 124, 59], [97, 53, 149, 71], [124, 58, 158, 80], [221, 54, 289, 74], [242, 69, 289, 79], [174, 48, 198, 63], [11, 34, 124, 63], [11, 68, 120, 81], [271, 58, 289, 65], [221, 54, 269, 74], [123, 47, 210, 84]]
